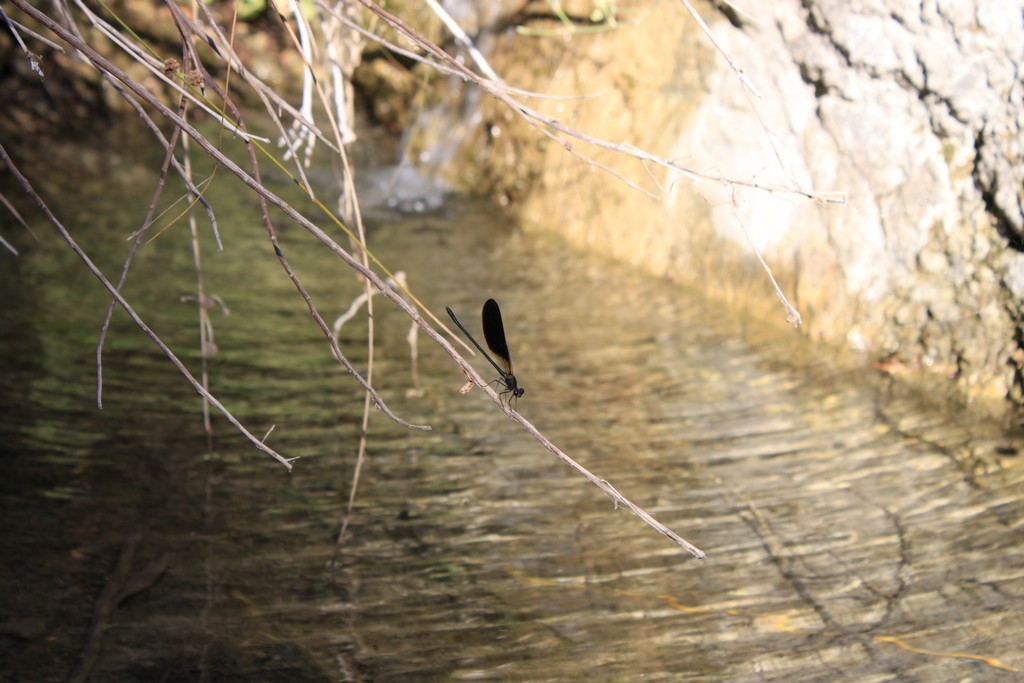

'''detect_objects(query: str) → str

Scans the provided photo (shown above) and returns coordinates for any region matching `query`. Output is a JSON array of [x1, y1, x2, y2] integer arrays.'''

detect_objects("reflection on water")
[[1, 156, 1023, 681]]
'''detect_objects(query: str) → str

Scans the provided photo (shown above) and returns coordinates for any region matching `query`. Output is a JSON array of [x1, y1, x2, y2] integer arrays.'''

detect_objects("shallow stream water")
[[1, 141, 1022, 681]]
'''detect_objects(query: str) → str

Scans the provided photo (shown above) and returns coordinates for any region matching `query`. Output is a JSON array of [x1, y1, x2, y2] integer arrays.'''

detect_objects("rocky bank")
[[404, 0, 1024, 413]]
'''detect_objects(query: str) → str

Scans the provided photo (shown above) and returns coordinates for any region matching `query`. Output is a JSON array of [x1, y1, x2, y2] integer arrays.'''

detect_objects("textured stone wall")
[[407, 0, 1024, 407]]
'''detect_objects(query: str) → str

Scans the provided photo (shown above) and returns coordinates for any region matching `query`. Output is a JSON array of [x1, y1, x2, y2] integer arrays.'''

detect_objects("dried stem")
[[0, 143, 295, 470], [96, 93, 187, 409], [181, 130, 216, 449], [443, 336, 706, 559], [353, 0, 843, 206]]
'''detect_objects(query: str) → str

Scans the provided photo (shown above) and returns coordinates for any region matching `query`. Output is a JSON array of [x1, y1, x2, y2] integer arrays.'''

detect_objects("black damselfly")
[[446, 299, 524, 402]]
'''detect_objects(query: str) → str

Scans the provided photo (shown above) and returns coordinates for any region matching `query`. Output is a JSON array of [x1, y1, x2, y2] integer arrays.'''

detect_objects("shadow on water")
[[1, 146, 1023, 681]]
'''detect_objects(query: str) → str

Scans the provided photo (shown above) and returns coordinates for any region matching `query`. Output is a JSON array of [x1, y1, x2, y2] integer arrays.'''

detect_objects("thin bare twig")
[[191, 2, 341, 158], [274, 0, 321, 181], [0, 142, 296, 470], [675, 0, 760, 97], [0, 189, 39, 254], [731, 200, 802, 327], [423, 0, 502, 82], [96, 94, 187, 409], [0, 4, 45, 78], [317, 0, 599, 102], [317, 7, 379, 560], [444, 336, 706, 559], [181, 129, 217, 449], [354, 0, 844, 205], [71, 0, 269, 143], [0, 6, 65, 52]]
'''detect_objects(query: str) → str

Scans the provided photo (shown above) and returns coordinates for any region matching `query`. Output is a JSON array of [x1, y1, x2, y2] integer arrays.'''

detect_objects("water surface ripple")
[[0, 170, 1021, 681]]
